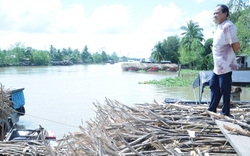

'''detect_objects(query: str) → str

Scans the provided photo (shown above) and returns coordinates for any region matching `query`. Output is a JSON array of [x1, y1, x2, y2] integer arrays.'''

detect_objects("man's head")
[[214, 4, 229, 24]]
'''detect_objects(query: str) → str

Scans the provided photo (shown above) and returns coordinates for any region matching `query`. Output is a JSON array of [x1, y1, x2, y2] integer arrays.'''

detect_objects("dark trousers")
[[208, 72, 232, 116]]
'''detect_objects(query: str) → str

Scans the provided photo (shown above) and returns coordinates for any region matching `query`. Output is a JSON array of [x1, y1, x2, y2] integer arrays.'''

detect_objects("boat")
[[192, 70, 250, 103], [0, 87, 26, 137], [164, 70, 250, 104], [3, 124, 57, 150], [147, 67, 158, 72], [4, 124, 56, 143], [108, 60, 115, 64]]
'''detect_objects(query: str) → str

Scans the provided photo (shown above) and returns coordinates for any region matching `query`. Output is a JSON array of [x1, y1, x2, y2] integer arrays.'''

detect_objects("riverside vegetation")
[[139, 69, 199, 87]]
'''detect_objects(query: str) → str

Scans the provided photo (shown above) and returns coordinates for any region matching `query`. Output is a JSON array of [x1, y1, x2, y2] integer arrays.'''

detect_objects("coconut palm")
[[151, 41, 164, 63], [180, 20, 204, 52]]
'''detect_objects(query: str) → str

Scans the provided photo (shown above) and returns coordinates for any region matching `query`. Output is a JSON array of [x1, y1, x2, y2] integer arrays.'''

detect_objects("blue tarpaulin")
[[11, 90, 25, 109]]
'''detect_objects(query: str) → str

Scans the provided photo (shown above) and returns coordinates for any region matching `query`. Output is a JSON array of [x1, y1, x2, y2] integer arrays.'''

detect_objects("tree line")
[[151, 0, 250, 70], [0, 43, 120, 66]]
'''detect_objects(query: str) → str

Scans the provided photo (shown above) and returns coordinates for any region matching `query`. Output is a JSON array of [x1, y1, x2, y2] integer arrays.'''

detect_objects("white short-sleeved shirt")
[[212, 20, 239, 75]]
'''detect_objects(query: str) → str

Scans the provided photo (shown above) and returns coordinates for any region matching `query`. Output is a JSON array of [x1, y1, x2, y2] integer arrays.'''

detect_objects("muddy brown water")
[[0, 63, 249, 138]]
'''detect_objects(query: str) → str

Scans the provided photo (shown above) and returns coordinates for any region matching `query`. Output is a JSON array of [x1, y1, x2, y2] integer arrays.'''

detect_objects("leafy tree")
[[110, 52, 119, 62], [70, 49, 82, 64], [161, 36, 180, 63], [101, 51, 108, 62], [0, 50, 6, 66], [67, 47, 73, 56], [32, 50, 51, 65], [24, 47, 33, 59], [205, 53, 214, 70], [49, 45, 57, 60], [81, 46, 92, 63], [57, 50, 64, 61], [92, 52, 102, 63], [235, 6, 250, 55], [203, 38, 213, 56], [227, 1, 250, 55], [179, 20, 204, 68], [202, 38, 214, 70], [179, 38, 205, 69], [61, 48, 68, 56], [191, 39, 205, 70], [227, 0, 249, 23], [5, 42, 26, 65], [180, 20, 204, 52], [15, 47, 25, 64], [86, 56, 93, 63], [179, 47, 193, 65]]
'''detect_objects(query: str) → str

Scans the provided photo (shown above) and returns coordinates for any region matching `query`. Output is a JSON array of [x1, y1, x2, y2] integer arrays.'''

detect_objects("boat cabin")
[[237, 54, 250, 69]]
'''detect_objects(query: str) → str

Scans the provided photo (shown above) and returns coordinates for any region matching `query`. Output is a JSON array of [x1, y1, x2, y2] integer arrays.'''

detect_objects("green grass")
[[178, 69, 199, 74], [139, 69, 199, 87], [139, 69, 250, 89]]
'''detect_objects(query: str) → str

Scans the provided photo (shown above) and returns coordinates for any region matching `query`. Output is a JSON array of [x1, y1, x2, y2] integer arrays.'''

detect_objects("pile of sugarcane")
[[0, 98, 250, 155], [0, 141, 51, 156], [0, 85, 16, 140], [53, 98, 250, 155], [0, 85, 14, 119], [121, 62, 178, 71], [0, 127, 57, 156]]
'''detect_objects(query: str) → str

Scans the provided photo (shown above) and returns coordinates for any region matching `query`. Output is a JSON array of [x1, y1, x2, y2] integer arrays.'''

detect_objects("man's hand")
[[232, 42, 240, 54]]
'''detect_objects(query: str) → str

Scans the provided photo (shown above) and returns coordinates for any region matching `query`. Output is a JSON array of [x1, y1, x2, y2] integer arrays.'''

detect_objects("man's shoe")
[[200, 111, 209, 116]]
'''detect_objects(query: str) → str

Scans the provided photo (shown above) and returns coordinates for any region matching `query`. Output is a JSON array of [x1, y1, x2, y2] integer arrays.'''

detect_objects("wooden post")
[[177, 64, 181, 77], [231, 86, 241, 101]]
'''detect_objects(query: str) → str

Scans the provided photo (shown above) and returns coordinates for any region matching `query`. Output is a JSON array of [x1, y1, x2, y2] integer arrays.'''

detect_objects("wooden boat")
[[1, 124, 57, 155], [0, 87, 26, 139], [192, 70, 250, 103], [4, 124, 56, 143]]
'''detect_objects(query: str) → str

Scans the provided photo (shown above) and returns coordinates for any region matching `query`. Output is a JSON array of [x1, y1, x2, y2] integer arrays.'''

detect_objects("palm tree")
[[180, 20, 204, 52], [151, 41, 164, 63]]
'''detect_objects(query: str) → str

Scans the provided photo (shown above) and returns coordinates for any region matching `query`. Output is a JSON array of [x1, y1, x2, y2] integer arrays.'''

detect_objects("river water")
[[0, 63, 249, 138]]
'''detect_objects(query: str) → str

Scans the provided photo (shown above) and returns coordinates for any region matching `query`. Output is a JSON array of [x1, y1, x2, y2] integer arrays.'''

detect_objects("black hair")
[[217, 4, 229, 17]]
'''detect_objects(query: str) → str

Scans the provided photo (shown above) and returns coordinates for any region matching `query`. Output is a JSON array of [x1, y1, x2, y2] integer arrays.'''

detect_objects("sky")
[[0, 0, 229, 58]]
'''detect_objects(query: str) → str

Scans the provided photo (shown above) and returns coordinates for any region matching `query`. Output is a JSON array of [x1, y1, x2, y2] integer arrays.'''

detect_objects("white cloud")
[[0, 0, 61, 32], [126, 2, 185, 57], [0, 1, 190, 58], [0, 0, 224, 57], [72, 4, 131, 54], [193, 10, 215, 40], [89, 4, 130, 34], [54, 4, 86, 33]]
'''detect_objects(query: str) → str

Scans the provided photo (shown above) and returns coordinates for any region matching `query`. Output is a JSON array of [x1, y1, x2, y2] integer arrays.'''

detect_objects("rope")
[[14, 110, 80, 128], [182, 85, 209, 104]]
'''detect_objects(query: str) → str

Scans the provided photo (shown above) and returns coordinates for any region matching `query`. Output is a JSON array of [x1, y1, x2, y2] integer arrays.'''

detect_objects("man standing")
[[202, 4, 240, 116]]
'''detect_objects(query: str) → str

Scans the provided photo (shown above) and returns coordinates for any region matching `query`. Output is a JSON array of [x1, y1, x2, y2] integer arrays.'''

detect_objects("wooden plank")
[[214, 119, 250, 156]]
